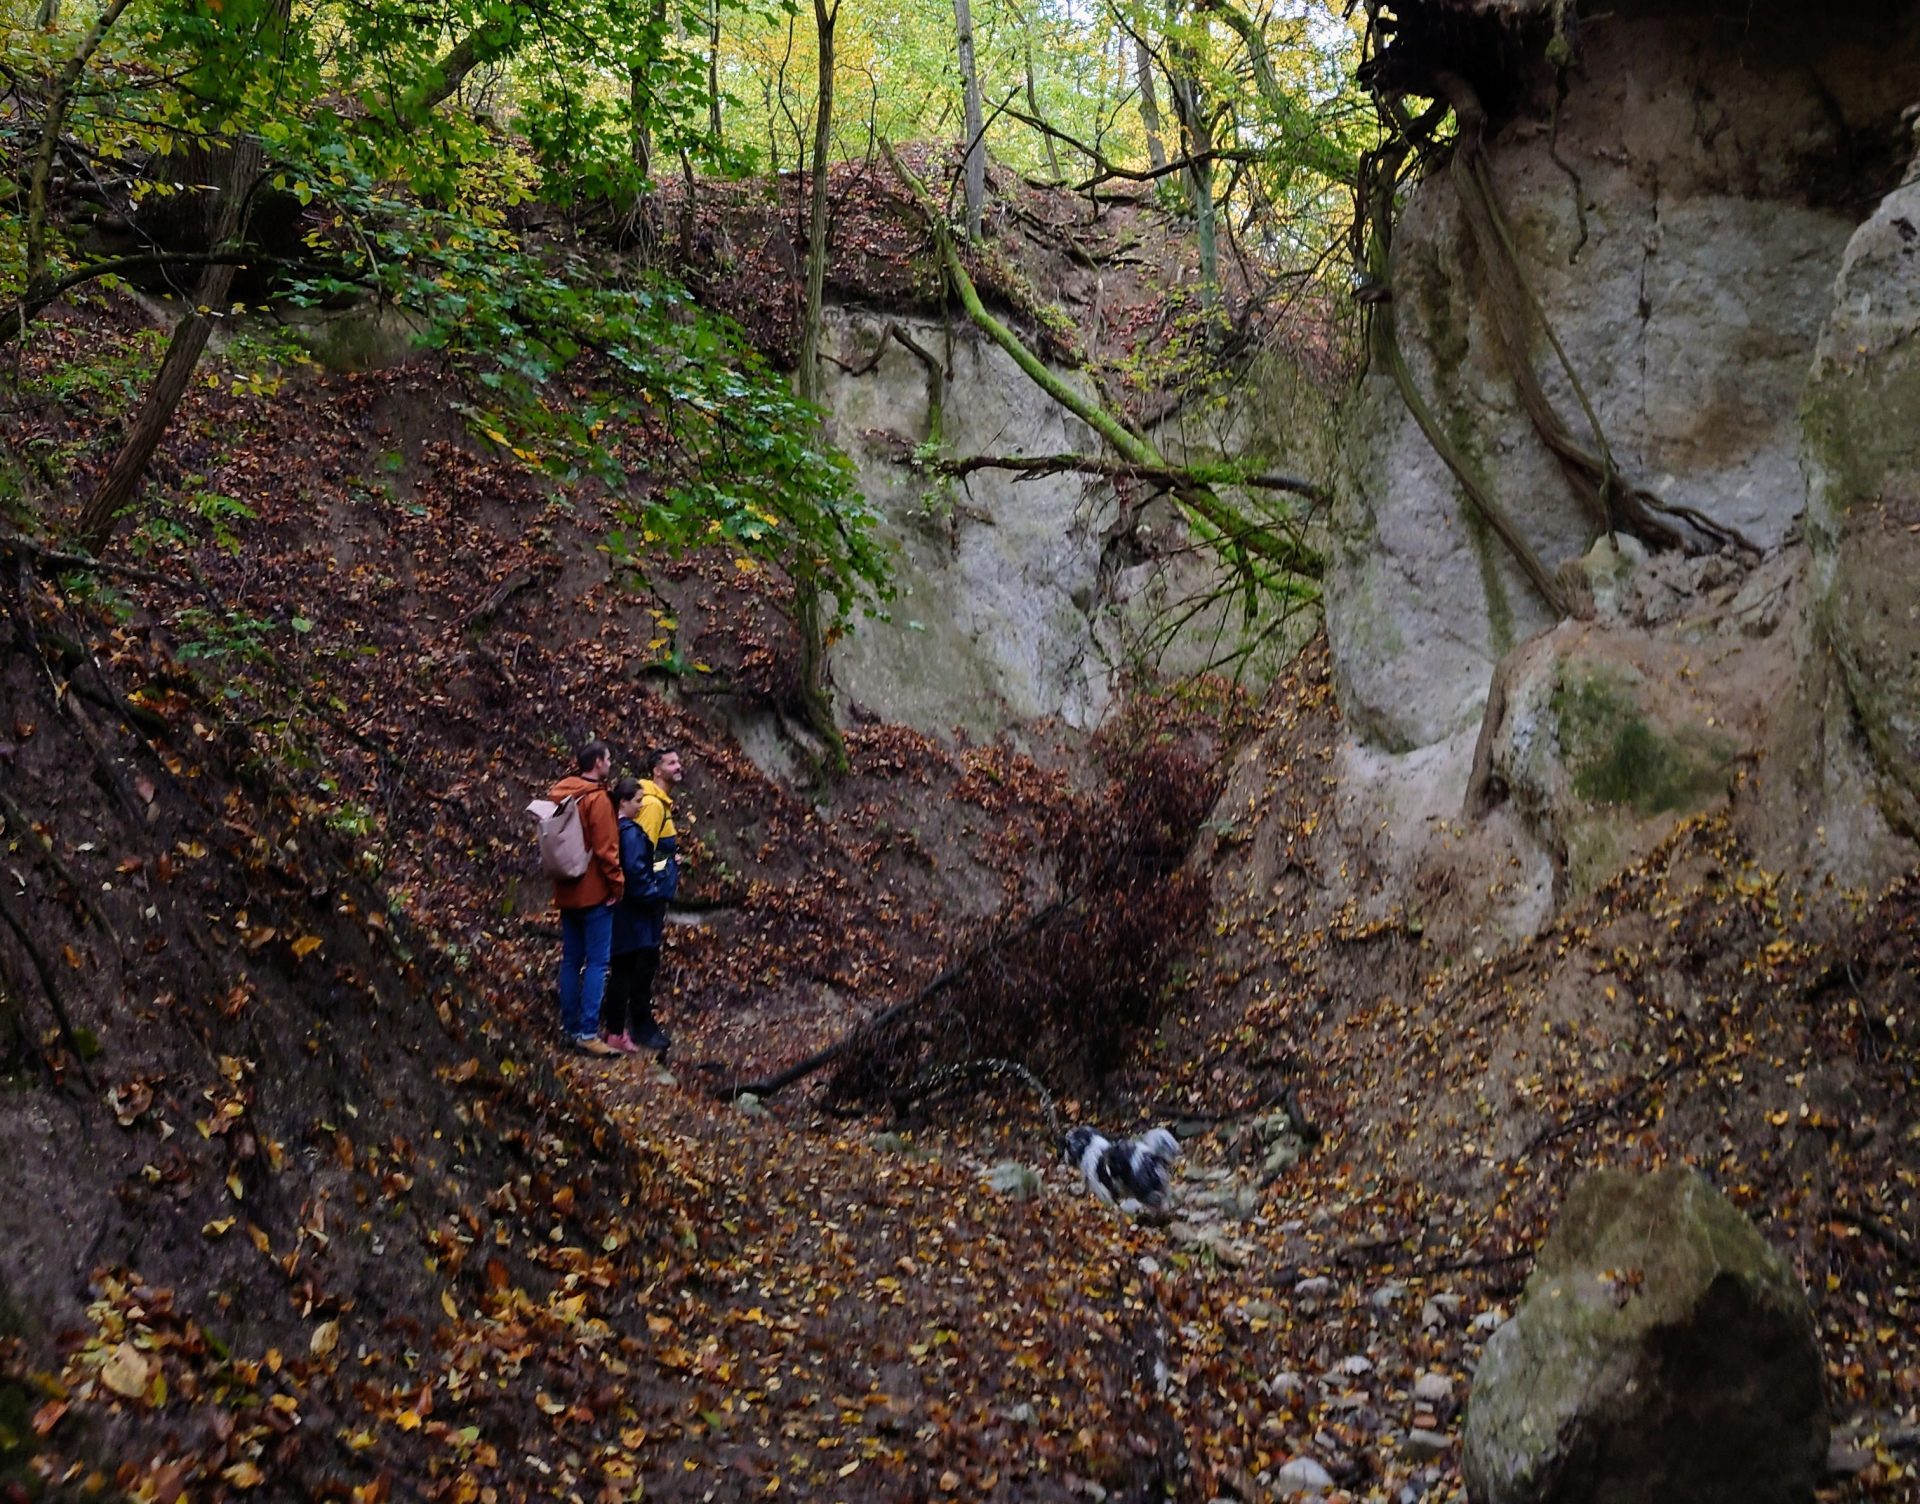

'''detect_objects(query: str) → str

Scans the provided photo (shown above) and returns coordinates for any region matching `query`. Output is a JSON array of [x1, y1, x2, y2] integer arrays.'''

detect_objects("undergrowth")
[[822, 698, 1228, 1114]]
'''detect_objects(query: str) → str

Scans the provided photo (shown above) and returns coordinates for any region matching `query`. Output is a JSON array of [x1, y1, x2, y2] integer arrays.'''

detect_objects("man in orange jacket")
[[549, 739, 623, 1056]]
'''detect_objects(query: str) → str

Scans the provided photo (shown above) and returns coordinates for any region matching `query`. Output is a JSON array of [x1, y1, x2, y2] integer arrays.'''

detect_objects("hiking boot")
[[606, 1032, 639, 1055], [574, 1035, 619, 1057], [635, 1025, 670, 1054]]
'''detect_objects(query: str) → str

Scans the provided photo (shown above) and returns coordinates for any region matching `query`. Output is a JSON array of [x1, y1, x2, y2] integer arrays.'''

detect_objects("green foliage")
[[4, 0, 884, 616], [168, 606, 280, 665], [131, 482, 257, 557], [21, 329, 166, 417], [334, 209, 889, 609]]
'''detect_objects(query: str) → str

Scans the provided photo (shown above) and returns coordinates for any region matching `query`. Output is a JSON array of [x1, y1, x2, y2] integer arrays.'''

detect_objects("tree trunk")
[[1134, 39, 1167, 173], [792, 0, 847, 776], [408, 28, 506, 116], [23, 0, 137, 304], [629, 66, 652, 180], [626, 0, 669, 180], [75, 137, 264, 553], [1026, 42, 1060, 182], [707, 0, 724, 146], [1166, 59, 1217, 303], [952, 0, 986, 239], [798, 0, 835, 405]]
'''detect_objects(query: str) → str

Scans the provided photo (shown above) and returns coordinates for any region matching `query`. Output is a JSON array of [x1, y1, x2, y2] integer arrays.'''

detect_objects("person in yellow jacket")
[[606, 747, 681, 1054]]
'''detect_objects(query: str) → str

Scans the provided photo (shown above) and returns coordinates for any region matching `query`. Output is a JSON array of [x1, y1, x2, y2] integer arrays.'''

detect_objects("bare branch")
[[932, 452, 1326, 505]]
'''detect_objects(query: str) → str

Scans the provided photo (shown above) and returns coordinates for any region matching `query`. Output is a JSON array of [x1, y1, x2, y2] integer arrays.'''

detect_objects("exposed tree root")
[[1361, 108, 1571, 617], [0, 882, 100, 1090], [1435, 71, 1752, 554], [1358, 59, 1755, 622]]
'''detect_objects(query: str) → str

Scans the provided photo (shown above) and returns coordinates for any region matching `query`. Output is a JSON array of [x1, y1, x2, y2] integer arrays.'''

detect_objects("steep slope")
[[0, 301, 1210, 1503]]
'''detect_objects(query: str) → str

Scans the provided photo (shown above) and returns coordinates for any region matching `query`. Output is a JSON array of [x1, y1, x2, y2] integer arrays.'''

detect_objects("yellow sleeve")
[[638, 795, 668, 845]]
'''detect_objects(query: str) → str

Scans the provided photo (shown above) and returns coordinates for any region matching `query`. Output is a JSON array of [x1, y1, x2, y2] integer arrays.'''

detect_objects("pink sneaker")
[[607, 1032, 639, 1055]]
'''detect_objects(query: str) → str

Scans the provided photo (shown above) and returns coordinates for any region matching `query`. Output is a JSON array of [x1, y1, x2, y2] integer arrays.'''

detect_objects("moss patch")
[[1554, 669, 1734, 815]]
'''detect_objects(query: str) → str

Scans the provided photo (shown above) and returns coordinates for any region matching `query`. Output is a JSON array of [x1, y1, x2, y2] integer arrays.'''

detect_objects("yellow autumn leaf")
[[310, 1319, 340, 1357], [202, 1217, 236, 1238], [290, 935, 324, 960], [99, 1343, 150, 1399], [222, 1461, 264, 1488], [441, 1290, 459, 1320], [395, 1409, 423, 1432]]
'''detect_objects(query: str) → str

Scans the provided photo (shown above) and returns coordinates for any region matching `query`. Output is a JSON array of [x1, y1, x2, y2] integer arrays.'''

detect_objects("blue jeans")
[[558, 904, 613, 1038]]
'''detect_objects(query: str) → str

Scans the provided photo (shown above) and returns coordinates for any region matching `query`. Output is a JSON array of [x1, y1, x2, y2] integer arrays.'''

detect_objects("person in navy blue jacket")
[[601, 750, 681, 1054]]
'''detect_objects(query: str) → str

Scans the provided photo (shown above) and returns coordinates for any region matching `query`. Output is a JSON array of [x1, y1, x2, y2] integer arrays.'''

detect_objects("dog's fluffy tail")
[[1140, 1127, 1181, 1162]]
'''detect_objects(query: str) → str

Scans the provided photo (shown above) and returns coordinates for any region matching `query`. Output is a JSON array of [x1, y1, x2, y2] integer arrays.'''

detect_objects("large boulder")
[[1463, 1167, 1825, 1504], [1803, 131, 1920, 837], [1468, 550, 1796, 900]]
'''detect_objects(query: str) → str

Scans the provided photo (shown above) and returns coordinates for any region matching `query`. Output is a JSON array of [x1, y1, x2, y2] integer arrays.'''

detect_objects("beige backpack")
[[528, 792, 594, 880]]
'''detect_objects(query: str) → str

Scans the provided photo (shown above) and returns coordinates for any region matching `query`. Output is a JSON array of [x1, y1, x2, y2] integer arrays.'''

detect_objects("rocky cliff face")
[[1320, 0, 1920, 931], [819, 306, 1333, 739]]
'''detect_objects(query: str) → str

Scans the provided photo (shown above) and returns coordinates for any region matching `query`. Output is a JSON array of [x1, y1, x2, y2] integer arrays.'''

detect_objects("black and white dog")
[[1062, 1125, 1182, 1210]]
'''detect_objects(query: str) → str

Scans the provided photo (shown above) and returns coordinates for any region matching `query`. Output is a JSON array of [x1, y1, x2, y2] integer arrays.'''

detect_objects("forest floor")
[[0, 301, 1914, 1504]]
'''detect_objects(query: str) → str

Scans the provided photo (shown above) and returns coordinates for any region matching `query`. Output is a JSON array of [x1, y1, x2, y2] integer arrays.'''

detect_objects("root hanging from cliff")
[[1360, 102, 1571, 616], [1433, 70, 1754, 556], [1357, 25, 1757, 609]]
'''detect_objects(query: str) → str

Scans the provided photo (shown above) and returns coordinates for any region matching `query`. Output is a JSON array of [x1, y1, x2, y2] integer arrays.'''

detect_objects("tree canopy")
[[4, 0, 1364, 615]]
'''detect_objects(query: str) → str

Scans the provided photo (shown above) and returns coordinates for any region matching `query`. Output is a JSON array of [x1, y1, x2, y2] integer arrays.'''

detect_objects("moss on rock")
[[1552, 669, 1733, 816]]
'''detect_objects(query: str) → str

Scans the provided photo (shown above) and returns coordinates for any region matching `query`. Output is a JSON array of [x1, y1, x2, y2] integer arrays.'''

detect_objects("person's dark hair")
[[645, 746, 678, 776], [575, 739, 611, 773], [610, 775, 641, 810]]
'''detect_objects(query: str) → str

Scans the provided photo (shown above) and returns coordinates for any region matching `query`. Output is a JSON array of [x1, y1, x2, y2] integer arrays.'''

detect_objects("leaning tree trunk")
[[791, 0, 848, 777], [75, 136, 263, 553]]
